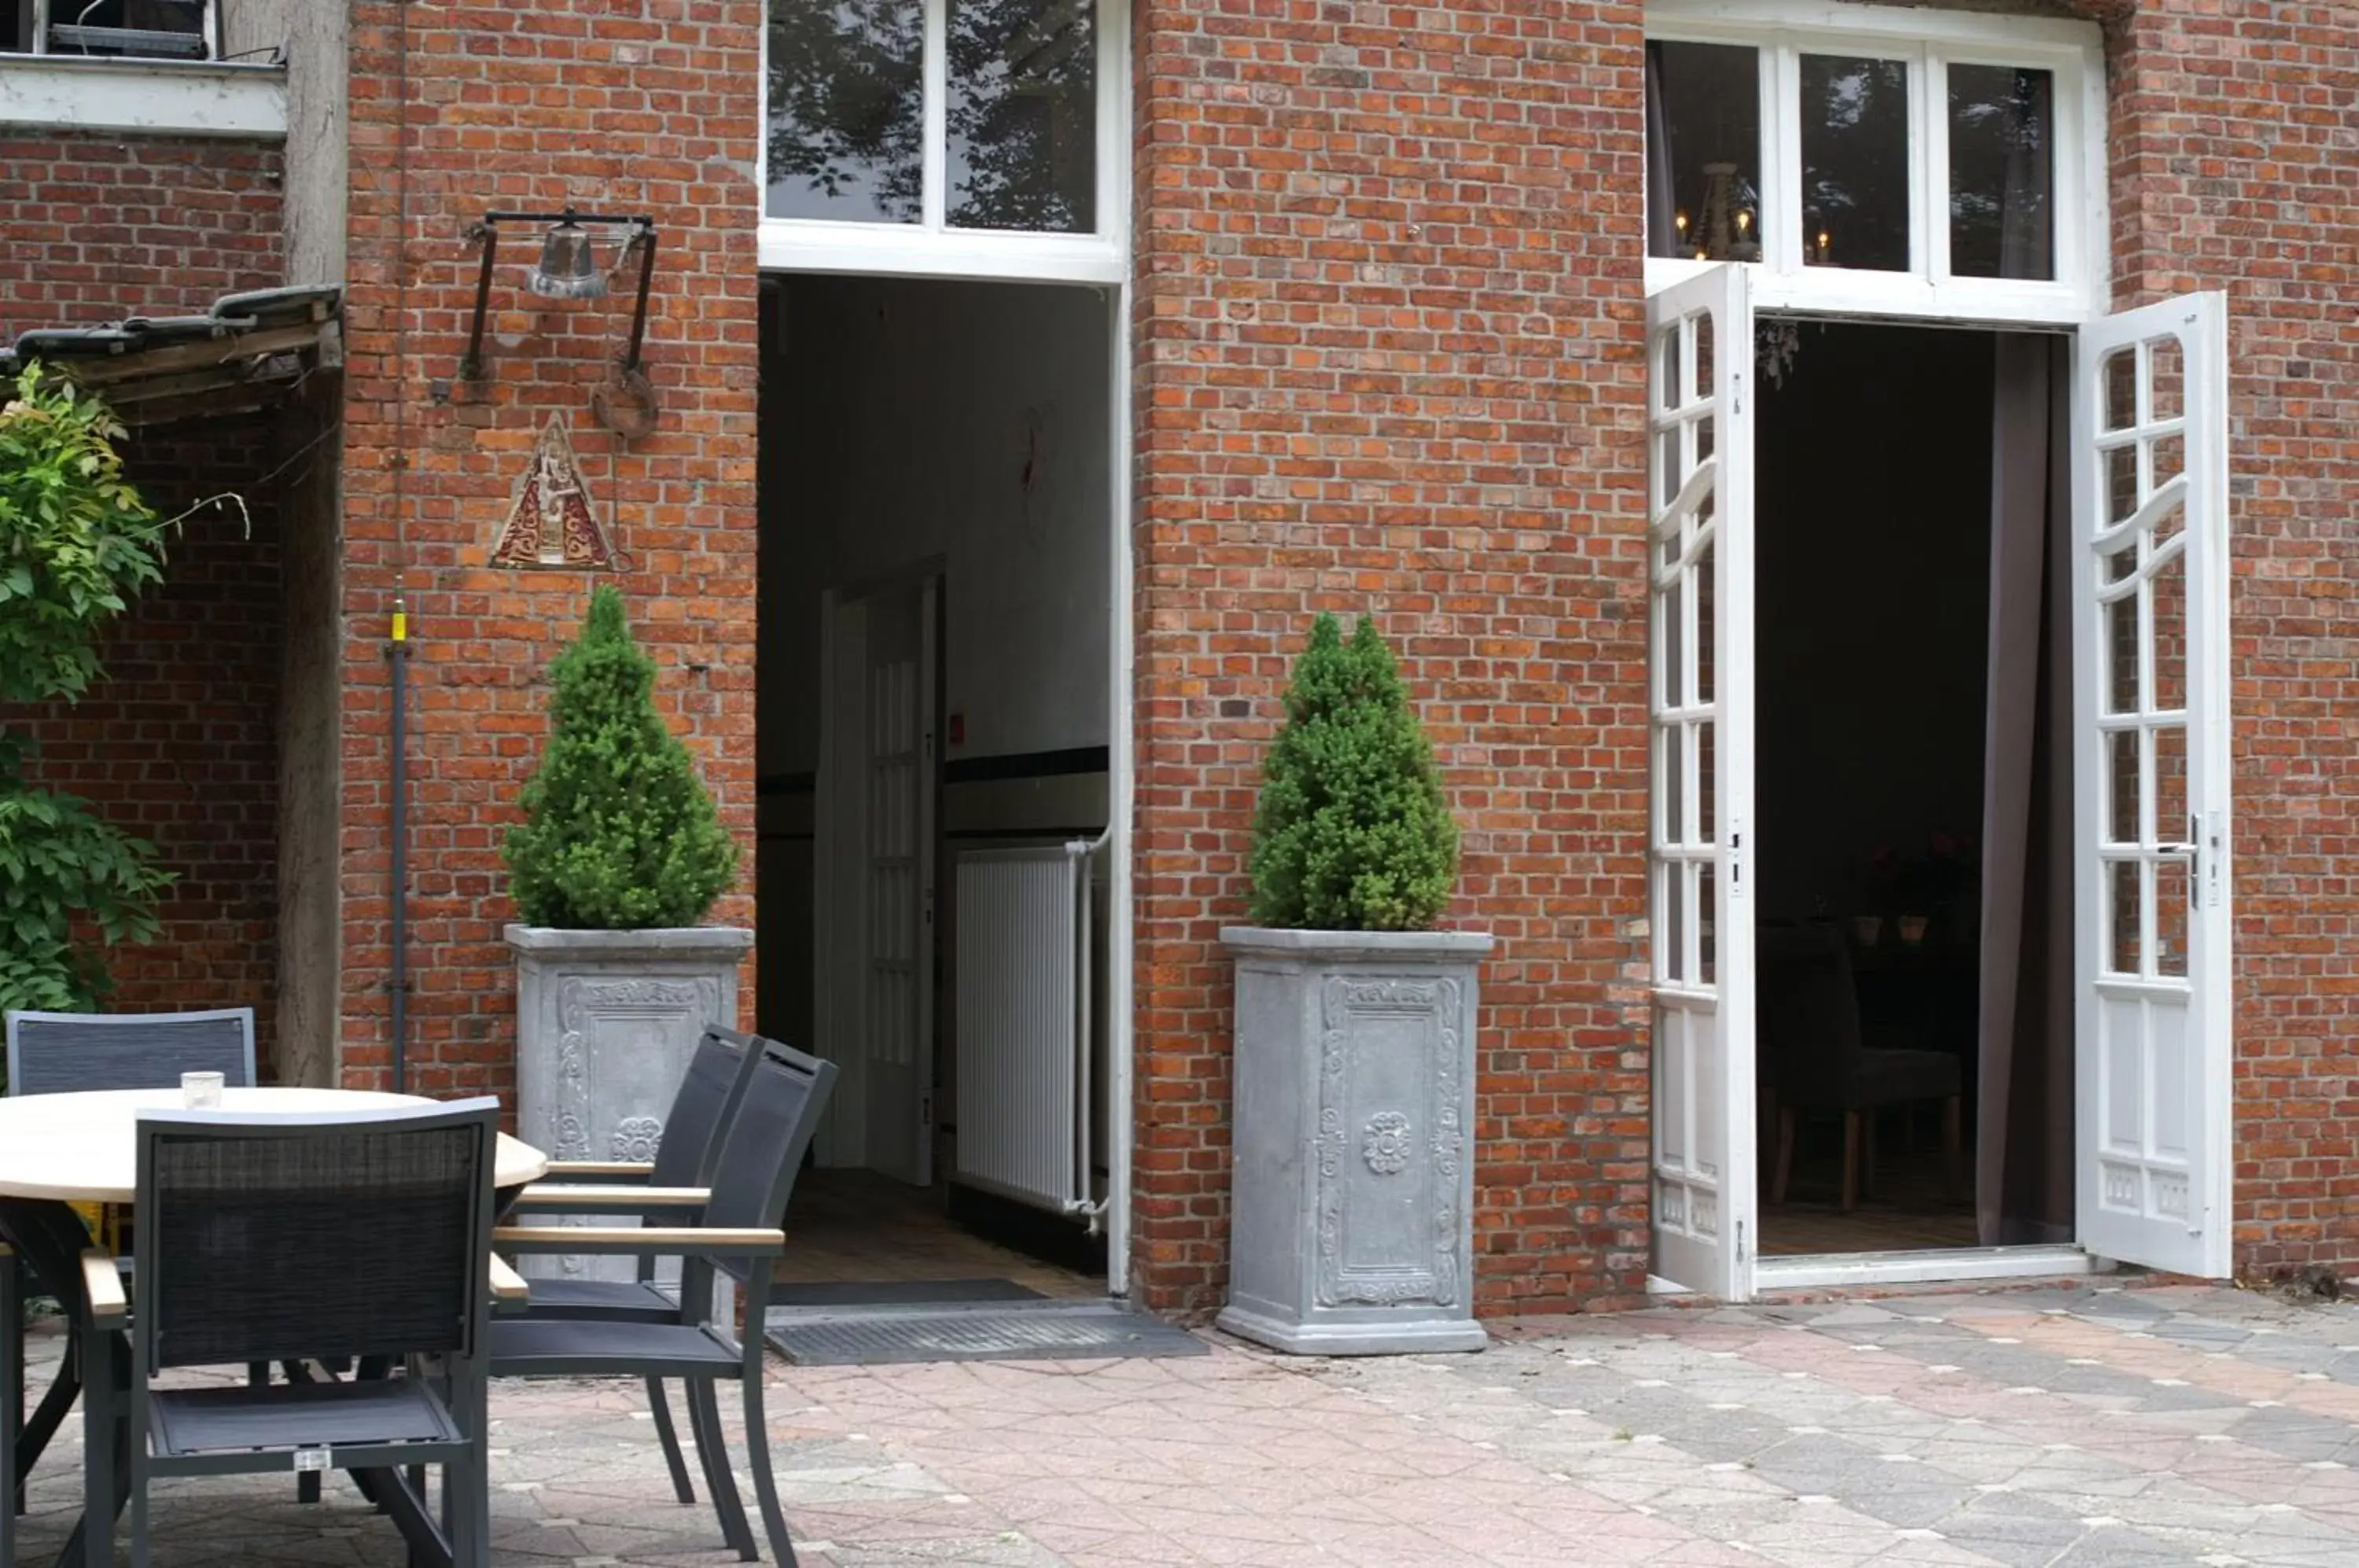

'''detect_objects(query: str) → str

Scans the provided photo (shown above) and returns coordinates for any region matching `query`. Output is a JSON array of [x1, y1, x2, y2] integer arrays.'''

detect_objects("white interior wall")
[[756, 274, 1113, 1113], [758, 275, 1112, 779]]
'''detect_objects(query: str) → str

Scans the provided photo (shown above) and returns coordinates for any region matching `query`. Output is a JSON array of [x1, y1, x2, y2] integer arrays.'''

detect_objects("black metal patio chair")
[[79, 1099, 504, 1568], [501, 1021, 770, 1504], [1, 1007, 259, 1520], [3, 1008, 256, 1099], [490, 1035, 837, 1565]]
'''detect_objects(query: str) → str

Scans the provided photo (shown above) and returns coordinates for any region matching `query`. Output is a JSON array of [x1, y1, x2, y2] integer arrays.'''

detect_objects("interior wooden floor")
[[1760, 1111, 1978, 1257], [780, 1167, 1106, 1300]]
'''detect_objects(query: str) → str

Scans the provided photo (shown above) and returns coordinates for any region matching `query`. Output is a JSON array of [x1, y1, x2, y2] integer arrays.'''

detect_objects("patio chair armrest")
[[82, 1250, 127, 1329], [488, 1253, 530, 1307], [535, 1161, 654, 1183], [493, 1224, 785, 1259], [507, 1183, 709, 1213]]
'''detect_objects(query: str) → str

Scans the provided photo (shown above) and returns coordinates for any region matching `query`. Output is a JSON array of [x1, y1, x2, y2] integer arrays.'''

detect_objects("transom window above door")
[[1644, 2, 2102, 323], [762, 0, 1128, 283]]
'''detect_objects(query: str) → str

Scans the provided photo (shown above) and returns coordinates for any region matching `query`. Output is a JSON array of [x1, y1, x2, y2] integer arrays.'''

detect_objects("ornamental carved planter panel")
[[508, 924, 753, 1283], [1220, 926, 1492, 1356]]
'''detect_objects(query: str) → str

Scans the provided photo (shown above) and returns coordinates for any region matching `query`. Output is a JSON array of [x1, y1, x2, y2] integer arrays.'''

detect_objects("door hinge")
[[1728, 821, 1745, 896], [919, 1091, 934, 1131]]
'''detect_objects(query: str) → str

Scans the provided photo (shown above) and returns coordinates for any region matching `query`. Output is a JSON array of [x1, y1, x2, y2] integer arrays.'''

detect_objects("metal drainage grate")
[[764, 1301, 1207, 1367]]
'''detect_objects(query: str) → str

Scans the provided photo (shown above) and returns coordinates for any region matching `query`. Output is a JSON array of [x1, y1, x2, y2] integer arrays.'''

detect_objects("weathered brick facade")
[[0, 129, 289, 1069], [333, 2, 764, 1100], [2, 426, 286, 1066], [0, 131, 284, 340], [6, 0, 2356, 1311], [1130, 0, 1656, 1314], [2096, 2, 2359, 1272]]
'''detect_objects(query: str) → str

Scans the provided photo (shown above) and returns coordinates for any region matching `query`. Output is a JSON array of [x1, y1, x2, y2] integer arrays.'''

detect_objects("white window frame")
[[759, 0, 1130, 285], [1645, 0, 2107, 326]]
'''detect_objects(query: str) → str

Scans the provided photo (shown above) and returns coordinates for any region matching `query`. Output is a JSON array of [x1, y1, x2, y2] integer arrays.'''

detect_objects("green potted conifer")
[[1220, 613, 1492, 1355], [503, 587, 746, 1279]]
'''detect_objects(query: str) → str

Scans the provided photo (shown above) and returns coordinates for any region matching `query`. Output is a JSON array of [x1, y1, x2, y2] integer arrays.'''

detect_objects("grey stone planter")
[[508, 923, 753, 1283], [1217, 926, 1494, 1356]]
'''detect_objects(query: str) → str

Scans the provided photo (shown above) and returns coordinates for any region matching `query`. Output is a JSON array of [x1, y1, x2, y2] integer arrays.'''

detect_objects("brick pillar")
[[337, 3, 764, 1101], [1129, 0, 1656, 1314], [2101, 2, 2359, 1277]]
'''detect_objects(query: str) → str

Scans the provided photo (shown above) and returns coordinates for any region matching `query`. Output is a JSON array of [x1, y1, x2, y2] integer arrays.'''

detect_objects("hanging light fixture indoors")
[[458, 208, 657, 383]]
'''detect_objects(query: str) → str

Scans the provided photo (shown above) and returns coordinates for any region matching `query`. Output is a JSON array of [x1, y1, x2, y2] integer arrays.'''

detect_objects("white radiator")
[[953, 841, 1105, 1224]]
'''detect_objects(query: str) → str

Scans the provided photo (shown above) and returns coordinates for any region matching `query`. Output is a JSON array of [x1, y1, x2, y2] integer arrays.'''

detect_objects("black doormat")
[[768, 1278, 1045, 1309], [764, 1301, 1207, 1366]]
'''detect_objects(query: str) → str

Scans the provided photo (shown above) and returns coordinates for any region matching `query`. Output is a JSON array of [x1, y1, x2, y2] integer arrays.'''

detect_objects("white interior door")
[[859, 579, 939, 1187], [2073, 294, 2232, 1277], [1647, 264, 1757, 1300]]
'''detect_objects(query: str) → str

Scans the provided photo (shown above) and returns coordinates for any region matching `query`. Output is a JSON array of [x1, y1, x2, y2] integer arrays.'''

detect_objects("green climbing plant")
[[0, 365, 178, 1017], [503, 585, 739, 929], [1247, 613, 1460, 932]]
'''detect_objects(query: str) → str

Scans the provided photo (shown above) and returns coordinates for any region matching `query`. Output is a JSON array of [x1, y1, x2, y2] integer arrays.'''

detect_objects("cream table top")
[[0, 1087, 548, 1203]]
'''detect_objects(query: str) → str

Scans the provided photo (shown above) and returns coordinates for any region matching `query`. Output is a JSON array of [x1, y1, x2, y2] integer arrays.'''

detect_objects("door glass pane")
[[2106, 594, 2139, 714], [1695, 532, 1716, 705], [1801, 55, 1911, 272], [1661, 586, 1685, 709], [2103, 350, 2138, 431], [2104, 444, 2139, 527], [1698, 863, 1718, 984], [1647, 42, 1763, 262], [1947, 65, 2054, 281], [2107, 729, 2140, 845], [1664, 723, 1687, 841], [2148, 336, 2184, 422], [2156, 724, 2188, 848], [1664, 862, 1688, 982], [2156, 859, 2190, 977], [2108, 859, 2142, 975], [2151, 557, 2187, 713], [948, 0, 1098, 233], [766, 0, 926, 223]]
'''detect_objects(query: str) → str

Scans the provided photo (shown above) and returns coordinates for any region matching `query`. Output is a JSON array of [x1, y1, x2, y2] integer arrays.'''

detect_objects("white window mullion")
[[922, 0, 950, 231], [1097, 0, 1129, 245], [1772, 42, 1805, 274], [1922, 50, 1952, 285]]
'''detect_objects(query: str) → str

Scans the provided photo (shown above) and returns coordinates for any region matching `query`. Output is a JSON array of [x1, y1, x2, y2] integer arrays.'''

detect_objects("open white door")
[[860, 578, 939, 1187], [2073, 294, 2232, 1278], [1647, 265, 1757, 1300]]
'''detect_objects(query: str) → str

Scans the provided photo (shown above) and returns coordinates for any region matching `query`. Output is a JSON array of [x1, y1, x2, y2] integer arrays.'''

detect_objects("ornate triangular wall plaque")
[[490, 412, 616, 569]]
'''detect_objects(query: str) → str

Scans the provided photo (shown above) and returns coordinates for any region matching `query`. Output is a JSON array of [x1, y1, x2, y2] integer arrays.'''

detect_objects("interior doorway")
[[1752, 321, 2072, 1260], [756, 273, 1117, 1304]]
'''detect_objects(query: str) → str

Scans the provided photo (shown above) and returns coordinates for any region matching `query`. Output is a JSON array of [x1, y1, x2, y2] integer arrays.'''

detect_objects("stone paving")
[[16, 1282, 2359, 1566]]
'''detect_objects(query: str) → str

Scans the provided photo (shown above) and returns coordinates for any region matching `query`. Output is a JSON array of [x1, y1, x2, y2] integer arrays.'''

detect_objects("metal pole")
[[622, 224, 658, 375], [388, 585, 409, 1094]]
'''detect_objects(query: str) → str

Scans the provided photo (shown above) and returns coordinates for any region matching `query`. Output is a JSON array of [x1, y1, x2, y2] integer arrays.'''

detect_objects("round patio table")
[[0, 1086, 547, 1202], [0, 1088, 547, 1568]]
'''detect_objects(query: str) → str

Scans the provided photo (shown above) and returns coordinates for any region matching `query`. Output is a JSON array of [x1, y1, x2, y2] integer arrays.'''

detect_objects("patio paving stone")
[[12, 1283, 2359, 1564]]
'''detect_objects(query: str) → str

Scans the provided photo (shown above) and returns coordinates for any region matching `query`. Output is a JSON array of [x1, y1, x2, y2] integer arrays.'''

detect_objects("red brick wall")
[[0, 131, 283, 340], [2, 421, 284, 1066], [1128, 0, 1656, 1314], [336, 5, 763, 1100], [2100, 2, 2359, 1275]]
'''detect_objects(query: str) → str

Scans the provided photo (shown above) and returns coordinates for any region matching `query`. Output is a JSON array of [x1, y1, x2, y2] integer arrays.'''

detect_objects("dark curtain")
[[1977, 333, 2074, 1246], [1646, 43, 1679, 260]]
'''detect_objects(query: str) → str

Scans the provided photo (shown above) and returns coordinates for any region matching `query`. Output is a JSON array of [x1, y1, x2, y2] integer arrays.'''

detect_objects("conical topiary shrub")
[[1246, 613, 1459, 931], [503, 586, 739, 929]]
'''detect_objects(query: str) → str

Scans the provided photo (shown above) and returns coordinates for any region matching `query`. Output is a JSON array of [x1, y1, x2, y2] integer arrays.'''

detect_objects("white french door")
[[815, 576, 940, 1185], [2072, 293, 2232, 1278], [1647, 264, 1758, 1300], [860, 579, 939, 1187]]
